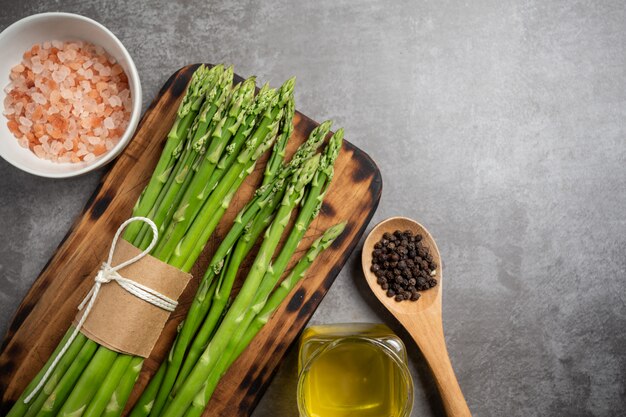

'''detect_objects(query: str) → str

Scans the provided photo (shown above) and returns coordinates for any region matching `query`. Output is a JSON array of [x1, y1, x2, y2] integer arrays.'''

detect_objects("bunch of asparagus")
[[128, 123, 346, 417], [7, 64, 297, 417]]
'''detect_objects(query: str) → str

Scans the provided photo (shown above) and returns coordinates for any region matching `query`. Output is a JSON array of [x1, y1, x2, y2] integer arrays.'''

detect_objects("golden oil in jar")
[[297, 323, 413, 417]]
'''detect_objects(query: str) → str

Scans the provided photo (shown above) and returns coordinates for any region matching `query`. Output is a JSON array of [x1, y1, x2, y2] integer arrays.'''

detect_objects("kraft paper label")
[[75, 239, 191, 357]]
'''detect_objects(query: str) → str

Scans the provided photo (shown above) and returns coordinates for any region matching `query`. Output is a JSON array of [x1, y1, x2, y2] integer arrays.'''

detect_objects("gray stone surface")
[[1, 0, 625, 415]]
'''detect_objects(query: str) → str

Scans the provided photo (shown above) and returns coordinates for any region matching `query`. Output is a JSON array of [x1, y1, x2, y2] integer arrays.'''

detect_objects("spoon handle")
[[400, 310, 471, 417]]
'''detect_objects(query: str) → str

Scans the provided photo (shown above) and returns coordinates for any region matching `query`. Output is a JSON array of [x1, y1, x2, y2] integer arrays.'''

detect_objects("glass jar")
[[297, 323, 413, 417]]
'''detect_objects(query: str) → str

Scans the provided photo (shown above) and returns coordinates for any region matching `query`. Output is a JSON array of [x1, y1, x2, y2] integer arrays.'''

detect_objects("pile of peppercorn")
[[371, 229, 438, 302]]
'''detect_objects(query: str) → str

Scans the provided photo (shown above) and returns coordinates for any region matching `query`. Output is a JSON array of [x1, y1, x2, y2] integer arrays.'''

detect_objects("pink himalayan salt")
[[4, 40, 131, 163]]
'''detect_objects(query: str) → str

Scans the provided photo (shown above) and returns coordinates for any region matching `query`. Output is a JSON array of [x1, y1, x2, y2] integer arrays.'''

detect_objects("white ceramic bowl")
[[0, 12, 141, 178]]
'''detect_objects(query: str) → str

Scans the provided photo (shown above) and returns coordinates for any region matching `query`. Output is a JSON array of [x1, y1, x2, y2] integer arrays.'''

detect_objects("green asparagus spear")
[[56, 346, 118, 416], [147, 256, 229, 417], [161, 78, 294, 268], [203, 83, 276, 189], [36, 340, 98, 417], [247, 127, 343, 318], [160, 155, 319, 417], [183, 222, 346, 417], [178, 132, 343, 413], [15, 332, 88, 417], [166, 105, 284, 270], [124, 65, 211, 242], [193, 128, 343, 392], [101, 357, 143, 417], [238, 222, 346, 358], [263, 96, 295, 186], [81, 354, 133, 417], [169, 180, 287, 398], [126, 362, 166, 417], [133, 67, 233, 248], [151, 76, 256, 257]]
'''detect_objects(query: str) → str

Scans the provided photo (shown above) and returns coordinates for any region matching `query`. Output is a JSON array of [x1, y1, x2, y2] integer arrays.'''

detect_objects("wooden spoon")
[[362, 217, 471, 417]]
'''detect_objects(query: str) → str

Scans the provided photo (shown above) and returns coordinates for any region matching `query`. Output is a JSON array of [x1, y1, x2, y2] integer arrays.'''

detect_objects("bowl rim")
[[0, 12, 142, 178]]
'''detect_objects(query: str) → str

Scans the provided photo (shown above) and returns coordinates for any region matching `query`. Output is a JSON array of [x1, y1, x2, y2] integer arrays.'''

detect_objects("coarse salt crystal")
[[99, 66, 111, 76], [32, 63, 44, 74], [52, 70, 66, 83], [61, 88, 73, 100], [32, 92, 47, 105], [19, 116, 33, 127], [33, 145, 45, 158], [104, 117, 115, 129], [108, 95, 121, 107]]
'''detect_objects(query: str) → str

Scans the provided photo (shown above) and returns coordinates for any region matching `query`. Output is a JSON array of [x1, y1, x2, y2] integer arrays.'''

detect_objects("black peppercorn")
[[371, 228, 437, 303]]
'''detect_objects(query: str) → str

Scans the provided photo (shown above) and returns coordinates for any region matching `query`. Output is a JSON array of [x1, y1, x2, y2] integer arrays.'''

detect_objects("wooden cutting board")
[[0, 64, 382, 416]]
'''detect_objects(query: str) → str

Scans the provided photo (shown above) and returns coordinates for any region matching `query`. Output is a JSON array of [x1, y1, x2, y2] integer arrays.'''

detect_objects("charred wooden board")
[[0, 64, 382, 416]]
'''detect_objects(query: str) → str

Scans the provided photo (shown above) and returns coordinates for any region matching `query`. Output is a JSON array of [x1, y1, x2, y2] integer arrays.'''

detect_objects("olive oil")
[[298, 324, 413, 417]]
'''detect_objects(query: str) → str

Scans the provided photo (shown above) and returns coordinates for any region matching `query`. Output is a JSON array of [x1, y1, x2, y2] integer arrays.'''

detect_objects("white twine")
[[24, 216, 177, 403]]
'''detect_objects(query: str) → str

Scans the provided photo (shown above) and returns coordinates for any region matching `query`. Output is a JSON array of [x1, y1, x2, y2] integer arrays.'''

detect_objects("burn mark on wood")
[[171, 64, 202, 97], [81, 179, 106, 217], [90, 192, 113, 220], [347, 143, 381, 188], [248, 374, 265, 396], [239, 372, 253, 389], [296, 295, 317, 321], [239, 365, 279, 413], [0, 341, 22, 382], [0, 400, 14, 415], [5, 302, 36, 345], [286, 288, 306, 312], [321, 201, 336, 218], [238, 399, 251, 414], [332, 223, 351, 249], [0, 356, 16, 376], [351, 162, 374, 183]]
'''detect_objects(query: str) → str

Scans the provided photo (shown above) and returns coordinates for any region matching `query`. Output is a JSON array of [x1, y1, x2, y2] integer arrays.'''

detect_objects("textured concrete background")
[[1, 0, 625, 416]]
